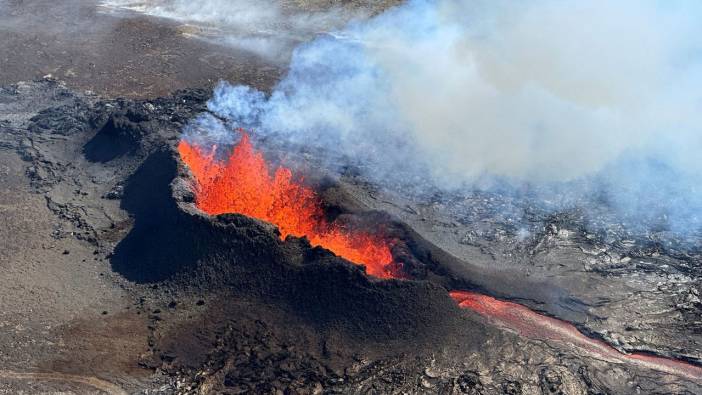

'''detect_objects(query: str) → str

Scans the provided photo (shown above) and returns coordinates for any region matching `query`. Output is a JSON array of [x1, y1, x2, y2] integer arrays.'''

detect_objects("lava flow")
[[450, 291, 702, 381], [177, 131, 400, 279]]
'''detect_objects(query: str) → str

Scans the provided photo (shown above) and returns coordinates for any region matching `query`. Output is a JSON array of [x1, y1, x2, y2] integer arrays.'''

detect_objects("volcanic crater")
[[107, 89, 702, 392], [1, 79, 701, 394], [2, 1, 700, 394]]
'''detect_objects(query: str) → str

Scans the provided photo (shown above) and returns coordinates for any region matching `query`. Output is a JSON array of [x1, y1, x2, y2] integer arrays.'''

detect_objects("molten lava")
[[178, 131, 400, 279], [450, 291, 702, 380]]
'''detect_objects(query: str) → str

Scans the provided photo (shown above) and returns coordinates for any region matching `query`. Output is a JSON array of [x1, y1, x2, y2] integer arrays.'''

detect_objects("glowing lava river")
[[178, 131, 702, 382]]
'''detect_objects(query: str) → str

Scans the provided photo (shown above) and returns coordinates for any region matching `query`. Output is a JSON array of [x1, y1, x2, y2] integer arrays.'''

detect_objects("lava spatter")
[[178, 130, 400, 279]]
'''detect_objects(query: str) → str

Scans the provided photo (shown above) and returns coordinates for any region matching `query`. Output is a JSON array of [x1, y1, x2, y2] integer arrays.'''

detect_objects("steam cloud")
[[100, 0, 369, 62], [188, 0, 702, 237]]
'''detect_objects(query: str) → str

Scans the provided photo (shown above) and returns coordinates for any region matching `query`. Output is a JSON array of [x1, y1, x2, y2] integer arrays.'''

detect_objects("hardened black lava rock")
[[2, 81, 701, 395]]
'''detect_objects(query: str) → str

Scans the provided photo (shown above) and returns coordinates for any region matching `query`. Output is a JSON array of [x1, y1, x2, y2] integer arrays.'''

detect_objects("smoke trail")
[[189, 0, 702, 237], [99, 0, 373, 62]]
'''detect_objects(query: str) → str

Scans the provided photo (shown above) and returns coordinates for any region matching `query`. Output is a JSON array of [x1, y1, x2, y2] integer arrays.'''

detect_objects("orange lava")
[[178, 130, 400, 279], [450, 291, 702, 381]]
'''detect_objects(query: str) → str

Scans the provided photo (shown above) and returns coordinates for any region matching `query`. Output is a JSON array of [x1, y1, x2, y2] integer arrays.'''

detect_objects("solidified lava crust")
[[4, 81, 701, 394]]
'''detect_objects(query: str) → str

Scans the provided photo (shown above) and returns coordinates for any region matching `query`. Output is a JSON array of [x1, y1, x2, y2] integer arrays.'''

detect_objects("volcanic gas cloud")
[[178, 130, 401, 279]]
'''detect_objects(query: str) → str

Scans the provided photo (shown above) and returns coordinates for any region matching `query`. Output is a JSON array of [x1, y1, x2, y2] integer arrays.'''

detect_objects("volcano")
[[2, 1, 702, 392], [0, 79, 700, 394], [177, 126, 702, 385]]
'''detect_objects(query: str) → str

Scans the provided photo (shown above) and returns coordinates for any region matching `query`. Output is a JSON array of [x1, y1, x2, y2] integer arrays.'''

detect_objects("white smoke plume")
[[100, 0, 370, 62], [190, 0, 702, 236]]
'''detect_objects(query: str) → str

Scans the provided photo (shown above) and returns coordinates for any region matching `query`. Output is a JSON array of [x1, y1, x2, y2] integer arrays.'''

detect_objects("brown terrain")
[[0, 1, 701, 394]]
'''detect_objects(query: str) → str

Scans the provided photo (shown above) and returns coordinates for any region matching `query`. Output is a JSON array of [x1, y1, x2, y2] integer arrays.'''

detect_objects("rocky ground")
[[0, 1, 701, 394], [345, 175, 702, 366], [0, 78, 700, 394], [0, 0, 281, 98]]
